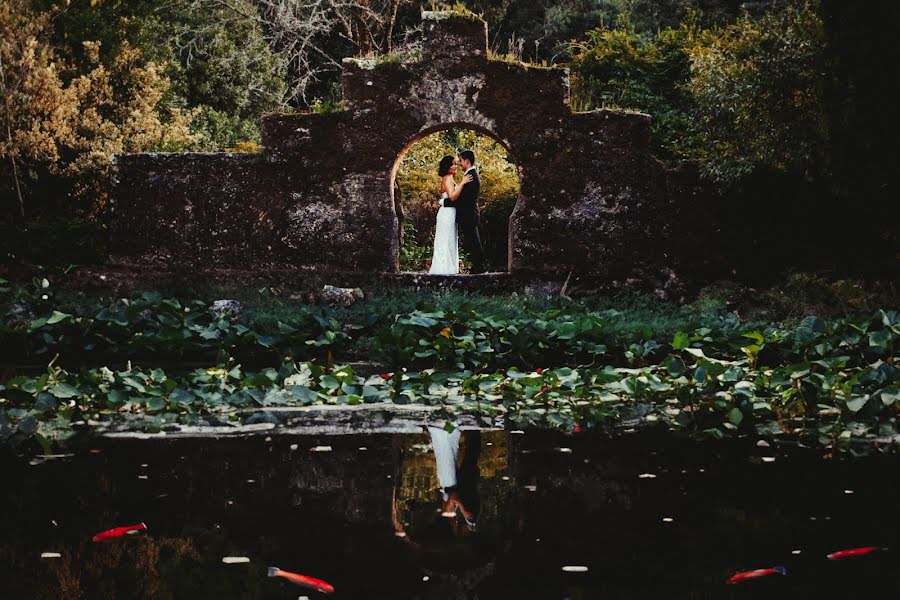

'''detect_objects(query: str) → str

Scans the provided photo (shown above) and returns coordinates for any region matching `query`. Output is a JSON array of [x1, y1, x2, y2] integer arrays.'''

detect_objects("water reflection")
[[2, 430, 900, 598]]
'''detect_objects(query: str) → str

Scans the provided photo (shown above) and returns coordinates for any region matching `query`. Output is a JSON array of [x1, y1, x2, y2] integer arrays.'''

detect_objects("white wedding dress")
[[429, 192, 459, 274]]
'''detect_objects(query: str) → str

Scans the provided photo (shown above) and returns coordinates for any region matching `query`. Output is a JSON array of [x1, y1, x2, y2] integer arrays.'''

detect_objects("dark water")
[[2, 429, 899, 599]]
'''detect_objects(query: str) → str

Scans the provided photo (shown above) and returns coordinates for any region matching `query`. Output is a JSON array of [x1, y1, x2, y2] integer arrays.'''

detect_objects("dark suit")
[[444, 168, 486, 273]]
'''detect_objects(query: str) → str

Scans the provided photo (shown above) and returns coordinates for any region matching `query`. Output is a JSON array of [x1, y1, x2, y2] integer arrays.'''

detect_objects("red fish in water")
[[726, 566, 786, 584], [827, 546, 887, 560], [267, 567, 334, 594], [92, 522, 147, 542]]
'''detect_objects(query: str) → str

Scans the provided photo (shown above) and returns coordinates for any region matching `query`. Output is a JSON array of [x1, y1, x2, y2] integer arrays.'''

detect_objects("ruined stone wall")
[[110, 12, 674, 278]]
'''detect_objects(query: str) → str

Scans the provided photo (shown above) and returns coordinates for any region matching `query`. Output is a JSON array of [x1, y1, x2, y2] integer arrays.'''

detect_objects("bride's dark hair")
[[438, 155, 454, 177]]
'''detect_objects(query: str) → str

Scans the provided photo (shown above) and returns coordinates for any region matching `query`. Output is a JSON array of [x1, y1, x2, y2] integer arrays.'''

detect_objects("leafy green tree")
[[36, 0, 287, 150], [160, 0, 287, 149], [569, 14, 699, 158], [687, 0, 827, 183], [1, 1, 197, 218]]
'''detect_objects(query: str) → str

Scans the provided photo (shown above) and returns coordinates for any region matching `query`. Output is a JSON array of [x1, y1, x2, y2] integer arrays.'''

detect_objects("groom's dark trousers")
[[445, 169, 486, 273]]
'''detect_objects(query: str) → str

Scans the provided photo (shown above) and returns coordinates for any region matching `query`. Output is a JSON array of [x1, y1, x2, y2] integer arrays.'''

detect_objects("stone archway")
[[111, 11, 674, 278], [389, 123, 522, 272]]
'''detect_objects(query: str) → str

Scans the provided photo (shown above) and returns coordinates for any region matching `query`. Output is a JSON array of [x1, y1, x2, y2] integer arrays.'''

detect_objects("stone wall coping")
[[574, 107, 652, 121], [112, 151, 263, 161], [339, 50, 568, 74], [421, 10, 483, 22]]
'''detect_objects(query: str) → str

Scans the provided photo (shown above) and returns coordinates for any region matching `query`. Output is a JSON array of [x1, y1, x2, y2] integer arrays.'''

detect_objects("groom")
[[444, 150, 486, 274]]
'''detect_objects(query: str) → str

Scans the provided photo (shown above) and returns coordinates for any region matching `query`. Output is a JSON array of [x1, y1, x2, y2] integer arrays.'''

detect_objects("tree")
[[687, 0, 827, 183], [0, 0, 197, 218], [182, 0, 414, 106], [569, 14, 699, 158], [162, 0, 288, 148], [1, 1, 59, 218]]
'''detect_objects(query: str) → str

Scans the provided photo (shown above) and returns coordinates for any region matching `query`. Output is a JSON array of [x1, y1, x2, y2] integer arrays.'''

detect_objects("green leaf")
[[845, 395, 869, 413], [107, 389, 128, 406], [50, 383, 80, 399], [694, 367, 707, 384], [145, 397, 165, 412], [28, 318, 48, 331], [18, 416, 37, 435], [256, 335, 280, 348], [46, 311, 72, 325], [672, 332, 690, 350], [35, 392, 58, 412], [879, 385, 900, 406], [868, 329, 891, 349], [319, 375, 340, 390], [169, 388, 195, 406], [122, 377, 147, 393], [727, 407, 743, 425], [362, 384, 382, 400], [287, 385, 318, 404]]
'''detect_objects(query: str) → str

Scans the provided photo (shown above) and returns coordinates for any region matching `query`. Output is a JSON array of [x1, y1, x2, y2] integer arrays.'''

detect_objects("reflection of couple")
[[392, 426, 480, 540], [429, 150, 486, 275], [429, 426, 478, 530]]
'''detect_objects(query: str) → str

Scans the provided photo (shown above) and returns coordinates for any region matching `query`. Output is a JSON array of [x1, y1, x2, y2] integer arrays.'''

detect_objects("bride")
[[429, 155, 473, 275]]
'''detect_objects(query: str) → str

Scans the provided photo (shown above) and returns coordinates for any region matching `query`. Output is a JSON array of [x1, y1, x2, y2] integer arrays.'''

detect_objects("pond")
[[2, 429, 898, 599]]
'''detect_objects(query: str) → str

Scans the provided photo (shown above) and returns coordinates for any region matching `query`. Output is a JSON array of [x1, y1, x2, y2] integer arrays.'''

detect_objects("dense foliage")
[[2, 279, 898, 454], [569, 15, 698, 158], [569, 1, 827, 179], [1, 0, 198, 218]]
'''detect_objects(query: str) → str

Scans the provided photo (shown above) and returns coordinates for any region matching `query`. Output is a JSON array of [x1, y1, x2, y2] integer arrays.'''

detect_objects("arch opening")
[[390, 126, 522, 274]]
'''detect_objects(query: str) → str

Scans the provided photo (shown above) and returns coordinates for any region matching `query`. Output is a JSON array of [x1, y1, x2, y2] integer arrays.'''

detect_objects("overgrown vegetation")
[[2, 275, 897, 454]]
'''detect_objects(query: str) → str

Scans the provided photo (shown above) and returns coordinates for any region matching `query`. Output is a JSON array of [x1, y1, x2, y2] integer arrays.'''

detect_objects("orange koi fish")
[[267, 567, 334, 594], [827, 546, 887, 560], [726, 566, 786, 584], [92, 522, 147, 542]]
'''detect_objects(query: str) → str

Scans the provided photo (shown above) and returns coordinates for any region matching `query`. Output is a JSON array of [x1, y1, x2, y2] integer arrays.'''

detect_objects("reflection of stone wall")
[[111, 13, 677, 277]]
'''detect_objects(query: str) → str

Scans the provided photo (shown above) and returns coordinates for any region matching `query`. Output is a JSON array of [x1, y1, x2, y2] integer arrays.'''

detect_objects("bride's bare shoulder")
[[440, 174, 456, 192]]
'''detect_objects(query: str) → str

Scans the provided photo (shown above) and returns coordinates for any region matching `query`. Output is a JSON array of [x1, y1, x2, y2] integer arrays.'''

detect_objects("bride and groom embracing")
[[429, 150, 487, 275]]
